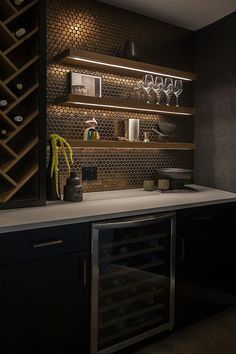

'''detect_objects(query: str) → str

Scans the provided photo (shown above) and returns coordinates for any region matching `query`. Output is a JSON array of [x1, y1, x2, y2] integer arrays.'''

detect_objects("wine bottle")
[[15, 28, 26, 38], [0, 100, 8, 107], [13, 115, 24, 124], [15, 83, 23, 91], [0, 129, 7, 139]]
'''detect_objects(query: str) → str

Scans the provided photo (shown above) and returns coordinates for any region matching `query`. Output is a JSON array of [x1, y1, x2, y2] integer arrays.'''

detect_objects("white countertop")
[[0, 185, 236, 233]]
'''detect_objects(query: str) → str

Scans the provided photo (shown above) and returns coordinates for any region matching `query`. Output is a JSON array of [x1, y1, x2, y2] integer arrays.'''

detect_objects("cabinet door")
[[175, 207, 221, 328], [215, 203, 236, 304], [0, 252, 90, 354]]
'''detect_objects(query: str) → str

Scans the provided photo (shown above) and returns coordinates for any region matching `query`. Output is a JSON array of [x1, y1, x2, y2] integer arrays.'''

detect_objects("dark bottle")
[[122, 39, 141, 60], [13, 115, 23, 124], [0, 100, 8, 108], [63, 171, 83, 202], [15, 83, 24, 91], [15, 28, 26, 38]]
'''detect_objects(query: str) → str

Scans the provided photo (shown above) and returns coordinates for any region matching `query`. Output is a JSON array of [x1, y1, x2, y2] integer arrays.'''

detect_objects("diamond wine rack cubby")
[[0, 0, 46, 209]]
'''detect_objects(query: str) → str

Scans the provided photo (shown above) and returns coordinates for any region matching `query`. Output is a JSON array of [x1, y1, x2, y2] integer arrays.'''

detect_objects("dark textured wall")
[[194, 12, 236, 192], [47, 0, 195, 192]]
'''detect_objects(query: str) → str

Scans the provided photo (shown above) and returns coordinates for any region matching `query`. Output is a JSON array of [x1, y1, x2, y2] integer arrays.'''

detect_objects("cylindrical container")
[[143, 180, 155, 191], [125, 119, 139, 141], [158, 179, 170, 191]]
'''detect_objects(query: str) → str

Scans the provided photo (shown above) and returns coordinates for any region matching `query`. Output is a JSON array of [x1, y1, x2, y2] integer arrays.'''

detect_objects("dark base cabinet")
[[175, 203, 236, 328], [0, 223, 90, 354]]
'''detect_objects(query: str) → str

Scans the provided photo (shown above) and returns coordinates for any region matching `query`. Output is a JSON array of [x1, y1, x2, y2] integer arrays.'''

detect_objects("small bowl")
[[157, 122, 177, 135]]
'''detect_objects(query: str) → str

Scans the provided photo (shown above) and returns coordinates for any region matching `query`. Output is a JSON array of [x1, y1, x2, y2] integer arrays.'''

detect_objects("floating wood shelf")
[[54, 95, 195, 116], [0, 0, 42, 207], [51, 48, 196, 81], [68, 140, 195, 150]]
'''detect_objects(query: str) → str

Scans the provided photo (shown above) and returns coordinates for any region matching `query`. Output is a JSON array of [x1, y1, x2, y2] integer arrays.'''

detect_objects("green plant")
[[49, 134, 73, 197]]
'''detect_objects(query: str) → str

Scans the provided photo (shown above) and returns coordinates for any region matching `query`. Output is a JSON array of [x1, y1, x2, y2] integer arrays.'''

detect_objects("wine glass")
[[143, 74, 154, 103], [133, 80, 146, 102], [153, 76, 164, 104], [163, 78, 174, 106], [173, 80, 183, 107]]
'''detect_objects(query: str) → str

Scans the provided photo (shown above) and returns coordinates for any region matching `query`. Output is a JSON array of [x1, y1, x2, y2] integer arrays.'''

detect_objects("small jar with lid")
[[63, 171, 83, 202]]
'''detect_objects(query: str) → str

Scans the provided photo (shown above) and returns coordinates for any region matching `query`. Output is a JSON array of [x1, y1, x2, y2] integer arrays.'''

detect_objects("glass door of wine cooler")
[[91, 213, 176, 354]]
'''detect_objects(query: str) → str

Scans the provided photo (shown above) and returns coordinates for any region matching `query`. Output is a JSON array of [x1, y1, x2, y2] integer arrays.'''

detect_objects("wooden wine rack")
[[0, 0, 45, 208]]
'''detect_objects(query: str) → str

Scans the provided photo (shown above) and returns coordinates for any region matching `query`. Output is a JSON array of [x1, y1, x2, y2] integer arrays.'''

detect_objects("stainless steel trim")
[[169, 214, 176, 330], [32, 240, 63, 248], [98, 323, 170, 354], [91, 227, 99, 354], [93, 212, 176, 230]]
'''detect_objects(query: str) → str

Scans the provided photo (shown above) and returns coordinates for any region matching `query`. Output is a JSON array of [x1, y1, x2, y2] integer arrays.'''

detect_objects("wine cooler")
[[91, 212, 176, 354]]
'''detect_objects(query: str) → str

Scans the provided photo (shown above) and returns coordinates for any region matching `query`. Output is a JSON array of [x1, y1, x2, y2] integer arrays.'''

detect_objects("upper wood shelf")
[[54, 95, 195, 116], [51, 48, 197, 82]]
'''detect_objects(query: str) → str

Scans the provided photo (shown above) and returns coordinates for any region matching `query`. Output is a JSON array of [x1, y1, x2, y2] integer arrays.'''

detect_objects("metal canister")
[[125, 119, 140, 141]]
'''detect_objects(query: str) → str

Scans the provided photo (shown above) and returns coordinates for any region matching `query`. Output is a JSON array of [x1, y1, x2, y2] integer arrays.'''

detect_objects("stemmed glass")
[[133, 80, 146, 102], [173, 79, 183, 107], [143, 74, 154, 103], [153, 76, 164, 105], [163, 78, 174, 106]]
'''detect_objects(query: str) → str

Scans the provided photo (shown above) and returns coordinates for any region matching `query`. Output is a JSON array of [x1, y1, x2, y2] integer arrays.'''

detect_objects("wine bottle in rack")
[[15, 28, 26, 39], [13, 115, 24, 124], [0, 100, 8, 108], [15, 83, 24, 91], [0, 130, 8, 139]]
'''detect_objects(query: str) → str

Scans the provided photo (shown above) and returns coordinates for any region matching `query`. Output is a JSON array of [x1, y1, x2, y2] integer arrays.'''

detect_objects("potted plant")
[[47, 134, 73, 200]]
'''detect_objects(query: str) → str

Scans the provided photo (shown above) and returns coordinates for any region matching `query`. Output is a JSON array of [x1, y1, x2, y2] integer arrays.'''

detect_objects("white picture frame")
[[70, 71, 102, 97]]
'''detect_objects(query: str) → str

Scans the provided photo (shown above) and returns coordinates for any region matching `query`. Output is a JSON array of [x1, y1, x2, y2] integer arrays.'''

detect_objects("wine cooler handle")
[[94, 212, 175, 229], [180, 238, 185, 262], [81, 259, 87, 287], [32, 240, 63, 248]]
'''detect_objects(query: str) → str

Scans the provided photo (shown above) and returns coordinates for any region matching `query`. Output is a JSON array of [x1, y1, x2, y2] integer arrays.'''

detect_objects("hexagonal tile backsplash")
[[47, 0, 194, 192]]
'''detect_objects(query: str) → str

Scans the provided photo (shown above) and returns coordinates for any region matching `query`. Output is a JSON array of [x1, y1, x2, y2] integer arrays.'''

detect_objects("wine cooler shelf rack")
[[0, 0, 41, 206]]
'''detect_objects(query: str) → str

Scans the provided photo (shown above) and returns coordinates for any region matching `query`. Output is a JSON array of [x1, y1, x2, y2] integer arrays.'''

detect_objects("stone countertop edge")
[[0, 185, 236, 234]]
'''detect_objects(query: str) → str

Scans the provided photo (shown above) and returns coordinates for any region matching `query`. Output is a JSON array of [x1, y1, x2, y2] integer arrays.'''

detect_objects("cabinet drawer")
[[0, 223, 90, 266]]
